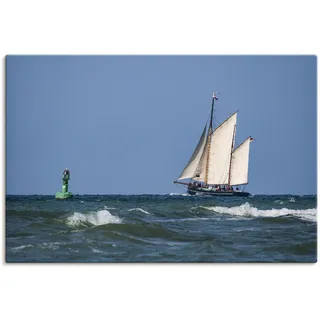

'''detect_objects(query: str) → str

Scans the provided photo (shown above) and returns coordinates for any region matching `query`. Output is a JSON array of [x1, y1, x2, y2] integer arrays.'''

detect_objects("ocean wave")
[[202, 202, 317, 222], [66, 209, 122, 227], [38, 242, 65, 250], [128, 208, 150, 214], [155, 217, 212, 223], [11, 244, 34, 251], [11, 242, 64, 251], [169, 193, 190, 196]]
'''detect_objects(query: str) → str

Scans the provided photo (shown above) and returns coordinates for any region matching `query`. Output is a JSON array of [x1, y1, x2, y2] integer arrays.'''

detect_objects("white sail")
[[177, 125, 207, 180], [230, 137, 252, 186], [206, 112, 237, 185], [193, 130, 210, 181]]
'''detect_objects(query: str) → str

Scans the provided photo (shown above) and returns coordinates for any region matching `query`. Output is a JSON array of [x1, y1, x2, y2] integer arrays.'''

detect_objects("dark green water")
[[6, 194, 317, 262]]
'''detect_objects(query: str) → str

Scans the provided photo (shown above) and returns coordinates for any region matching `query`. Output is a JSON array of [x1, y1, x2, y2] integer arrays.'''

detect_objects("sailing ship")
[[174, 92, 254, 197]]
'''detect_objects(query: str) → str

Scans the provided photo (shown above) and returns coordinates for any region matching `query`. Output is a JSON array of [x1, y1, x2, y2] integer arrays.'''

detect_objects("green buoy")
[[55, 168, 73, 199]]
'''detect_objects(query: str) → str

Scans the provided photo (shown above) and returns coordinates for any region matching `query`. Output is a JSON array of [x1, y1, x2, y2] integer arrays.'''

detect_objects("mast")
[[209, 93, 215, 129], [228, 124, 236, 186], [204, 128, 212, 185], [204, 92, 218, 185]]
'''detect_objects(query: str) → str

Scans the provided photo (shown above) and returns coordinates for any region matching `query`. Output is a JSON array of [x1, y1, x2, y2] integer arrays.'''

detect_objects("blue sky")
[[6, 55, 317, 195]]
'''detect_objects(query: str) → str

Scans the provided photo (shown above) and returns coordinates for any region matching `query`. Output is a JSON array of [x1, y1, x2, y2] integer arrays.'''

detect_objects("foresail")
[[229, 137, 252, 186], [177, 124, 207, 180], [207, 112, 237, 185], [193, 130, 210, 181]]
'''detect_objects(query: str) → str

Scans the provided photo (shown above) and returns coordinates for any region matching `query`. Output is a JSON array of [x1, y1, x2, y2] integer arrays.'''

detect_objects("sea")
[[6, 194, 317, 263]]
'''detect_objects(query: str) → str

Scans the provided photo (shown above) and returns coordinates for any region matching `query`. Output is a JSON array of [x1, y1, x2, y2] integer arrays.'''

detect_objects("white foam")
[[128, 208, 150, 214], [12, 243, 66, 252], [11, 244, 33, 251], [289, 197, 296, 203], [67, 209, 122, 227], [202, 202, 317, 222], [169, 192, 189, 196], [156, 217, 212, 223], [39, 242, 63, 250]]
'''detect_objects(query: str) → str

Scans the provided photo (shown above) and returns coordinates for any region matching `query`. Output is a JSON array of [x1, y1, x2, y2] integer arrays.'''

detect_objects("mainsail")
[[229, 137, 252, 186], [192, 112, 237, 183], [177, 124, 207, 180], [206, 112, 237, 185]]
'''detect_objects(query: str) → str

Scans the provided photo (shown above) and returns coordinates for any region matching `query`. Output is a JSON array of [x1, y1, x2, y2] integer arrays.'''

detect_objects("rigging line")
[[199, 97, 217, 132], [176, 183, 187, 192], [213, 118, 221, 128], [204, 111, 211, 130], [213, 108, 222, 127]]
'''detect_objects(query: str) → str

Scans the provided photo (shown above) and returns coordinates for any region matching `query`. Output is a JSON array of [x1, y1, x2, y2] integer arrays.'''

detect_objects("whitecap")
[[156, 217, 212, 223], [169, 192, 189, 196], [66, 209, 122, 227], [11, 244, 33, 251], [128, 208, 150, 214], [39, 242, 63, 250], [202, 202, 317, 222]]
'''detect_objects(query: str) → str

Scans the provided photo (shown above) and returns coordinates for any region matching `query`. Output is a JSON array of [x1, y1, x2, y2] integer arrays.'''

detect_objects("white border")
[[1, 1, 319, 320]]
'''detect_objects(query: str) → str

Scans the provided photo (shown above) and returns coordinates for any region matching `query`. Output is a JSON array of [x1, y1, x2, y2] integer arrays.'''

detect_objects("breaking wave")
[[202, 202, 317, 222], [66, 209, 122, 227], [128, 208, 150, 214]]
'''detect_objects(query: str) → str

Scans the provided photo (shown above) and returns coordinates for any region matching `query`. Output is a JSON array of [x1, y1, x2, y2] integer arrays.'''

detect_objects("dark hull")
[[187, 188, 250, 197]]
